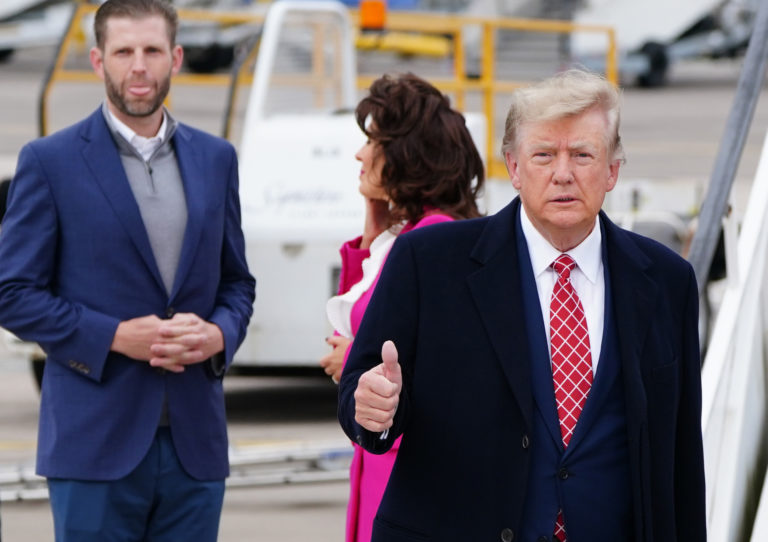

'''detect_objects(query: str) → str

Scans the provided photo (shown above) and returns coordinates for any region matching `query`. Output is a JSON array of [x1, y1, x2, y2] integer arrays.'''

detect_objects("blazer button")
[[500, 528, 514, 542], [537, 537, 551, 542], [165, 307, 175, 318], [558, 467, 569, 480], [521, 434, 530, 449]]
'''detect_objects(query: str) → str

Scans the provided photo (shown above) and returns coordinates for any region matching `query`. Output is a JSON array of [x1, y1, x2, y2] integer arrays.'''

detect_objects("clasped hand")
[[354, 340, 402, 432], [112, 313, 224, 373]]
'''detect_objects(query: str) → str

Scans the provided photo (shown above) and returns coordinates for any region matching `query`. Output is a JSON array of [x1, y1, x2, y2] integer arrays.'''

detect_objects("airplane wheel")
[[637, 41, 669, 88], [185, 45, 234, 73]]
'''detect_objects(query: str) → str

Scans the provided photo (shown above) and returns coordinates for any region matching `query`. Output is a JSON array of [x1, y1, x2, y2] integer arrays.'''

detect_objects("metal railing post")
[[687, 0, 768, 296]]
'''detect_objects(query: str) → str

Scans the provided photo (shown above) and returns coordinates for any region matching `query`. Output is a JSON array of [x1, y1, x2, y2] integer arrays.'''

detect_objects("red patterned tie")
[[550, 254, 593, 542]]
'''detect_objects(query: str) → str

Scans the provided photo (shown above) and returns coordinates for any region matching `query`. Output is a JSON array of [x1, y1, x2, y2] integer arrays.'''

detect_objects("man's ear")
[[90, 47, 105, 80], [171, 44, 183, 76], [505, 151, 521, 189], [606, 159, 621, 193]]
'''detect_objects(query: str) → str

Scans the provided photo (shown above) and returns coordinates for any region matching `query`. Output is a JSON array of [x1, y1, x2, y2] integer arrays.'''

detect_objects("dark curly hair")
[[355, 73, 485, 224]]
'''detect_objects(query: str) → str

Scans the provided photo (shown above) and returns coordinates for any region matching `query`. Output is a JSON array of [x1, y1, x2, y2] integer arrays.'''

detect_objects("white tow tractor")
[[232, 0, 486, 373]]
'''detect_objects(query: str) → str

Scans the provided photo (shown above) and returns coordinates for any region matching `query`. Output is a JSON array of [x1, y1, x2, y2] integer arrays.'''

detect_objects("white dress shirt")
[[106, 107, 168, 162], [519, 206, 605, 375]]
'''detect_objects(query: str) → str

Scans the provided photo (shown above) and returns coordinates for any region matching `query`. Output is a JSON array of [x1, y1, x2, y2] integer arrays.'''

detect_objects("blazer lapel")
[[466, 199, 534, 430], [80, 109, 166, 294], [168, 125, 206, 301]]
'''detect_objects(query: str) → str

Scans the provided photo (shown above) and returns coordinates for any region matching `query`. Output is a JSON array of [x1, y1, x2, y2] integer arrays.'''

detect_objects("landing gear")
[[637, 41, 669, 88]]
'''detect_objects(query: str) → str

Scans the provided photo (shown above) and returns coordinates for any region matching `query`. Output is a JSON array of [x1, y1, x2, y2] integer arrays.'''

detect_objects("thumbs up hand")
[[354, 340, 403, 432]]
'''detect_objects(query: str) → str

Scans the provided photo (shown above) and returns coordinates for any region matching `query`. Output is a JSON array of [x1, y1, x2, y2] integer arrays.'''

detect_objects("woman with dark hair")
[[320, 72, 485, 542]]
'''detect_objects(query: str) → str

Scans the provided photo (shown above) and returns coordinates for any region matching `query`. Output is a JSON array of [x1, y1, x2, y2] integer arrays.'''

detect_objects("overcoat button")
[[522, 434, 530, 449], [500, 527, 514, 541]]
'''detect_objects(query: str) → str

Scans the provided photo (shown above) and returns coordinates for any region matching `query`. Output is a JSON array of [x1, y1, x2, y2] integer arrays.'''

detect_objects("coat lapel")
[[565, 215, 656, 454], [513, 214, 565, 449], [601, 213, 656, 434], [168, 125, 206, 301], [80, 109, 166, 294], [466, 199, 534, 430]]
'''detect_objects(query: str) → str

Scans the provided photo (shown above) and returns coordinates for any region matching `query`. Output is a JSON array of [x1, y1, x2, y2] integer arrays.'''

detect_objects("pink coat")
[[336, 213, 453, 542]]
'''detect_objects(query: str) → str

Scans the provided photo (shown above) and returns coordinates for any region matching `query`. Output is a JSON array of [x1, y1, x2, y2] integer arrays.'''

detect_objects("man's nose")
[[130, 52, 147, 72], [552, 154, 573, 184]]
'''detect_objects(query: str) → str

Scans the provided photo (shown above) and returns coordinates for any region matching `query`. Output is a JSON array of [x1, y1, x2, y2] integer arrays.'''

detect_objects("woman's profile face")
[[355, 138, 387, 201]]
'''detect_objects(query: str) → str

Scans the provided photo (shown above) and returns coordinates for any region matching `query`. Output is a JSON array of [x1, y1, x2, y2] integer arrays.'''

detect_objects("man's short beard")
[[104, 70, 171, 118]]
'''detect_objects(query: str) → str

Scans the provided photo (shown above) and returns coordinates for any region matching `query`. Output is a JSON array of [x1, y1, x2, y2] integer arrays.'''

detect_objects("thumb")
[[381, 340, 402, 386]]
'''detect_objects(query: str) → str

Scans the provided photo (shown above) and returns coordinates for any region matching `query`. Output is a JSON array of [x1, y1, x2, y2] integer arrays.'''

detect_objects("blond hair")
[[501, 69, 624, 162]]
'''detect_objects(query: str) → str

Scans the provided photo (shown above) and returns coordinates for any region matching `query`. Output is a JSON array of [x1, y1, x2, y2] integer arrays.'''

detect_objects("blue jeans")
[[48, 427, 225, 542]]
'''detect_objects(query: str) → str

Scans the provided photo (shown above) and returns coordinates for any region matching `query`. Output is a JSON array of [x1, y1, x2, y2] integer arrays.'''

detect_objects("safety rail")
[[701, 130, 768, 540], [0, 440, 352, 502], [39, 1, 617, 180]]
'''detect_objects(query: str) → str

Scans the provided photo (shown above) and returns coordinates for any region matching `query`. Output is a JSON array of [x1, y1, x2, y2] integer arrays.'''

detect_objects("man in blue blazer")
[[0, 0, 255, 539], [338, 69, 706, 541]]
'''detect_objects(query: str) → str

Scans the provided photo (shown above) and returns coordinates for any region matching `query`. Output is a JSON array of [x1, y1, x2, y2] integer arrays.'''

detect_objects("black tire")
[[637, 41, 669, 88], [0, 49, 13, 63], [184, 44, 235, 73]]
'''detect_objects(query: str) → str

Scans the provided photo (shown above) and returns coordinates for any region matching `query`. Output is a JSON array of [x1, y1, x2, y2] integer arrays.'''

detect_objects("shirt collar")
[[105, 105, 167, 149], [519, 204, 602, 284]]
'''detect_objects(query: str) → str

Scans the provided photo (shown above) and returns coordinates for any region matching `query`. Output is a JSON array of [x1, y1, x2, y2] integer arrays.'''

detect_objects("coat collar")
[[466, 198, 534, 429], [167, 123, 206, 301], [600, 211, 657, 427]]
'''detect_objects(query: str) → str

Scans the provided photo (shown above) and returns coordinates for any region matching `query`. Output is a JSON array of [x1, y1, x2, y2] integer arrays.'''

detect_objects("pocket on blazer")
[[372, 516, 430, 542]]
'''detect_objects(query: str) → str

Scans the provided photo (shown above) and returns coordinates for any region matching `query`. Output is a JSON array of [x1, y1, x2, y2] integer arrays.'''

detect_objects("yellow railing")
[[38, 2, 266, 137], [354, 10, 617, 178], [41, 2, 616, 180]]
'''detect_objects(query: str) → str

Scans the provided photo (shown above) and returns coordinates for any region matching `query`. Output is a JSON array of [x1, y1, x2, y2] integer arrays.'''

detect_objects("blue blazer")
[[0, 108, 255, 481], [338, 198, 706, 541]]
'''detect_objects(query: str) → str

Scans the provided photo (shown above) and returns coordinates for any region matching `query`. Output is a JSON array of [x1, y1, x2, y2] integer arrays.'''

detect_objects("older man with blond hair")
[[338, 69, 705, 542]]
